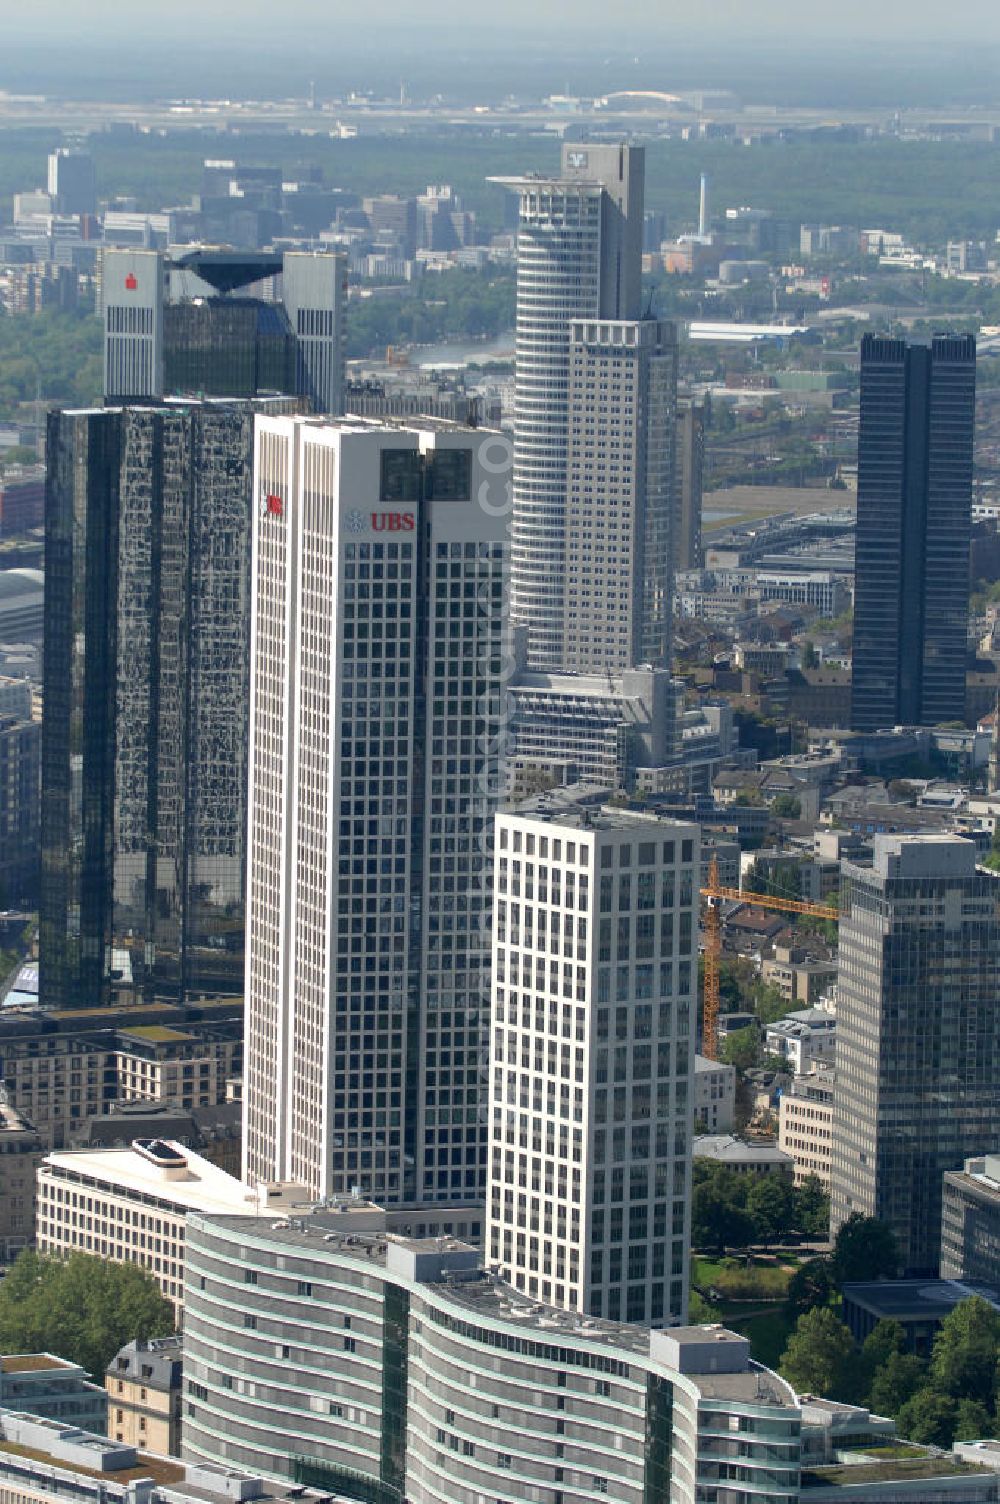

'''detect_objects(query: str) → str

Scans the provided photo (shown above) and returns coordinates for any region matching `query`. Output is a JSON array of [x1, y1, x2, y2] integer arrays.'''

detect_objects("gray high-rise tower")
[[851, 334, 975, 732], [492, 145, 647, 671], [830, 834, 1000, 1275]]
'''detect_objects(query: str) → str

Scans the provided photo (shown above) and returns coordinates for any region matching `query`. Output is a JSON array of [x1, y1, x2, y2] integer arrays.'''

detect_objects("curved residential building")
[[182, 1208, 801, 1504], [491, 146, 645, 672]]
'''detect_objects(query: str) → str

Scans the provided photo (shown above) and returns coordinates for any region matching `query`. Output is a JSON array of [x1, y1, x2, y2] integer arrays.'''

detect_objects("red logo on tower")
[[266, 494, 283, 517], [125, 273, 138, 290], [371, 512, 415, 531]]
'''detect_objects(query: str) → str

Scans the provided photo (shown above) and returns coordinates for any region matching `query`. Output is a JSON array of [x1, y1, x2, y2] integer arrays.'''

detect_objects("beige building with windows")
[[105, 1336, 182, 1456], [0, 1104, 43, 1261], [778, 1068, 835, 1188], [35, 1138, 295, 1315]]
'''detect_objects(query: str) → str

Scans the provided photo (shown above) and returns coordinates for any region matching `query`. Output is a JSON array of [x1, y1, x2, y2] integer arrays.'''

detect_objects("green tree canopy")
[[862, 1318, 907, 1371], [770, 793, 802, 820], [0, 1251, 175, 1380], [896, 1387, 959, 1448], [786, 1257, 834, 1318], [831, 1214, 900, 1285], [954, 1399, 995, 1442], [720, 1025, 759, 1072], [780, 1307, 857, 1398], [692, 1180, 755, 1254], [750, 981, 790, 1027], [930, 1296, 1000, 1409], [868, 1350, 928, 1417], [746, 1173, 795, 1247], [795, 1174, 831, 1240]]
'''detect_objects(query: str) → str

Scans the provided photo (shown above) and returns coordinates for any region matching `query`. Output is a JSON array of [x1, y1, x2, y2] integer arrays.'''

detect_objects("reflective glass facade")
[[41, 397, 299, 1009], [851, 333, 975, 732]]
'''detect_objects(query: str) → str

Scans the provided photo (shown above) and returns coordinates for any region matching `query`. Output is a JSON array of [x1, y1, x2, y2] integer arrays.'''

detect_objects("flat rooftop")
[[0, 1355, 74, 1374], [117, 1026, 195, 1044], [801, 1454, 991, 1488], [508, 789, 696, 834], [842, 1278, 1000, 1320], [0, 1436, 185, 1487], [40, 1142, 266, 1217]]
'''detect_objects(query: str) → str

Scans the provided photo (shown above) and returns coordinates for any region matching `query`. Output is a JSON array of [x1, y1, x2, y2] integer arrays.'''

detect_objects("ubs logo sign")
[[260, 493, 283, 518], [371, 513, 415, 531]]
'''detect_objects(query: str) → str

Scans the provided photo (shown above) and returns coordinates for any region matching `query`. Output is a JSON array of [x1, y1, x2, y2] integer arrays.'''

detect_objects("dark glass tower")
[[851, 333, 975, 732], [41, 396, 299, 1009]]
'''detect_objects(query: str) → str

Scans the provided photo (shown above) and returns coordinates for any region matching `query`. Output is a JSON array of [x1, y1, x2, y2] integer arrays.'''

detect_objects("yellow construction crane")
[[700, 854, 841, 1062]]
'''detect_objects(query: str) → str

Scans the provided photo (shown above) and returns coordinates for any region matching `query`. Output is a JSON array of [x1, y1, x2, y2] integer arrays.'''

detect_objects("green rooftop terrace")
[[802, 1453, 991, 1488]]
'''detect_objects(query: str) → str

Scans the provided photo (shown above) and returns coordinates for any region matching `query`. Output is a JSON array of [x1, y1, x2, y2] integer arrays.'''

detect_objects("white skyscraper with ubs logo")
[[244, 414, 511, 1205]]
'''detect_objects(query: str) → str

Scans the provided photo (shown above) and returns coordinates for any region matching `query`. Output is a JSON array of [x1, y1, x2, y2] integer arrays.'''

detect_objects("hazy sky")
[[4, 0, 1000, 41]]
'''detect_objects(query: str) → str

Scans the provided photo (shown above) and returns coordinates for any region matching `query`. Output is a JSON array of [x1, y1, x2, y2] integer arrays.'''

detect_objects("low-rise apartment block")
[[0, 1104, 43, 1262], [765, 1006, 836, 1074], [778, 1069, 835, 1188], [761, 944, 837, 1007], [105, 1336, 182, 1456], [694, 1134, 794, 1177], [694, 1053, 736, 1132], [0, 1000, 242, 1151]]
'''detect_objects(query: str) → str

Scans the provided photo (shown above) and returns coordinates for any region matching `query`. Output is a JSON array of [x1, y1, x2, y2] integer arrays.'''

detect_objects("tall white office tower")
[[492, 145, 645, 672], [243, 416, 511, 1205], [487, 793, 698, 1325], [565, 318, 677, 673]]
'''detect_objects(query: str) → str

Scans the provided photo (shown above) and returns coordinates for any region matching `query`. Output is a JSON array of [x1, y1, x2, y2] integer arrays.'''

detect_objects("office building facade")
[[564, 319, 676, 674], [36, 1137, 267, 1315], [41, 397, 298, 1010], [0, 1356, 107, 1433], [47, 148, 96, 217], [487, 798, 698, 1327], [510, 667, 676, 794], [181, 1208, 802, 1504], [675, 396, 705, 572], [243, 417, 510, 1205], [493, 145, 645, 671], [778, 1070, 835, 1189], [102, 249, 346, 414], [830, 835, 1000, 1274], [940, 1154, 1000, 1285], [851, 334, 976, 731], [0, 678, 40, 907]]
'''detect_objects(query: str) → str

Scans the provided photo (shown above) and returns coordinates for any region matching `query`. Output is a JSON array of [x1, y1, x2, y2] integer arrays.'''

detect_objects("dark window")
[[427, 448, 472, 501], [381, 448, 422, 502]]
